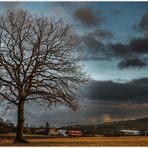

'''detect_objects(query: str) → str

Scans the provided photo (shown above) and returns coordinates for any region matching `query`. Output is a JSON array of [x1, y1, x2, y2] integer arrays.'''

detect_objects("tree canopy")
[[0, 9, 88, 143]]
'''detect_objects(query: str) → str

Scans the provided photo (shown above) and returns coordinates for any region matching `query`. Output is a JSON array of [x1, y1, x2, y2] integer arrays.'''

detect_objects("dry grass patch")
[[0, 136, 148, 146]]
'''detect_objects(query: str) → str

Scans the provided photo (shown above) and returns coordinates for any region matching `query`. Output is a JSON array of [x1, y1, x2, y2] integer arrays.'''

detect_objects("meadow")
[[0, 134, 148, 146]]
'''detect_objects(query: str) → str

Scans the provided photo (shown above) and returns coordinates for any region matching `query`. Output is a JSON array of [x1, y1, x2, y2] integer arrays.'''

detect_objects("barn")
[[68, 130, 83, 137]]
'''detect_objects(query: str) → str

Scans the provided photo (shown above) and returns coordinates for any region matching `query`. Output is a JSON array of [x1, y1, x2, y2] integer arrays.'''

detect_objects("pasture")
[[0, 134, 148, 146]]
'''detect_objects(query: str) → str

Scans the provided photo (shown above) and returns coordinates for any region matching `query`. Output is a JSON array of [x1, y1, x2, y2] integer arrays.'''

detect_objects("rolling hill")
[[62, 117, 148, 135], [0, 117, 15, 133]]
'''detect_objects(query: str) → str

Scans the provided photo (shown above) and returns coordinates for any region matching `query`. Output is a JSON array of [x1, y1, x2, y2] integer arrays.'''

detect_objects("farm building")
[[58, 129, 68, 137], [120, 130, 140, 136], [48, 128, 58, 136], [48, 128, 83, 137], [68, 130, 83, 137]]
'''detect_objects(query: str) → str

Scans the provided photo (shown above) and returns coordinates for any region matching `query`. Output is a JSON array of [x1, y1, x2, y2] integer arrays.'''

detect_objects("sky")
[[0, 1, 148, 127]]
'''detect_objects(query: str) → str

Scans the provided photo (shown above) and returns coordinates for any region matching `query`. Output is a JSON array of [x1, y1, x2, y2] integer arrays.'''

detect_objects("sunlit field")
[[0, 134, 148, 146]]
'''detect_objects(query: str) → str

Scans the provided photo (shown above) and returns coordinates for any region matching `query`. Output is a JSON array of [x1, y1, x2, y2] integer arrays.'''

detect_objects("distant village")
[[0, 119, 83, 137], [0, 117, 148, 137]]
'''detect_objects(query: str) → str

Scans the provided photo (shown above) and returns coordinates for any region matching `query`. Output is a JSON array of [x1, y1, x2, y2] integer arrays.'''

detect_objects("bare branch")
[[0, 9, 88, 110]]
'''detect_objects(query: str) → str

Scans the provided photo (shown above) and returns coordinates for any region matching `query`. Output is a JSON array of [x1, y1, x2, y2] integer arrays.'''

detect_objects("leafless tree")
[[0, 9, 88, 143]]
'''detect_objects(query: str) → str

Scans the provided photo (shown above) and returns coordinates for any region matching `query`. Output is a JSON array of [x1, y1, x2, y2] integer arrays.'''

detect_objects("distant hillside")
[[62, 117, 148, 135], [0, 118, 15, 133], [0, 121, 10, 133], [99, 117, 148, 130]]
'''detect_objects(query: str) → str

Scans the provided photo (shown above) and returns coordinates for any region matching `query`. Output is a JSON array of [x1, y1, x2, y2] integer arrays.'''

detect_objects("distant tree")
[[45, 122, 49, 129], [45, 122, 50, 135], [0, 9, 88, 143], [0, 117, 4, 123]]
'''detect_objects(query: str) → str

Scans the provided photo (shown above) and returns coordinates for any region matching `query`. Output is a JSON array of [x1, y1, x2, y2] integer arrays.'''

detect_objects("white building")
[[58, 129, 68, 137], [120, 130, 140, 136]]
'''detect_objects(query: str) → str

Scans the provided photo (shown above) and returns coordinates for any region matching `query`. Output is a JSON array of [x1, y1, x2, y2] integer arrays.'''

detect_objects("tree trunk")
[[13, 100, 28, 143]]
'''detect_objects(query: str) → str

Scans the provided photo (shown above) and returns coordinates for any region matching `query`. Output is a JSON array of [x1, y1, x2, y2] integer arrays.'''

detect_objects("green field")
[[0, 134, 148, 146]]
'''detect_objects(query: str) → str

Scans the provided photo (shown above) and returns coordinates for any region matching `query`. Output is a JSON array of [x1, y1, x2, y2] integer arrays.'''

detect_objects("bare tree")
[[0, 9, 88, 143]]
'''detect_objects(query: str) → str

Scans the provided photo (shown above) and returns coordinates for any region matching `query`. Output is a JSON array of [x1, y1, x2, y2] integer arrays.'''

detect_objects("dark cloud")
[[118, 58, 147, 69], [76, 31, 148, 64], [107, 37, 148, 68], [74, 8, 104, 27], [76, 29, 113, 61], [129, 37, 148, 53], [108, 43, 131, 58], [138, 12, 148, 32], [2, 77, 148, 126], [108, 37, 148, 58], [131, 77, 148, 86], [82, 29, 113, 50], [83, 34, 105, 51], [77, 31, 148, 70], [88, 29, 113, 40], [74, 20, 148, 60], [85, 78, 148, 103]]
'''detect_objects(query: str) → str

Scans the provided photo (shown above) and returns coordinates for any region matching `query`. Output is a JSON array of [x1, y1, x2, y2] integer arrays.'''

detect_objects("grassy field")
[[0, 135, 148, 146]]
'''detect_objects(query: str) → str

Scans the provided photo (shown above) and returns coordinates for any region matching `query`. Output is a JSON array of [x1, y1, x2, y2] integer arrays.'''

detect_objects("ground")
[[0, 133, 148, 146]]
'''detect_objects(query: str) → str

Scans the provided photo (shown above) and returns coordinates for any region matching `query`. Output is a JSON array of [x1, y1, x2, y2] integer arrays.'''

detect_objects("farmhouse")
[[120, 130, 140, 136], [68, 130, 83, 137], [48, 128, 58, 136], [48, 128, 83, 137]]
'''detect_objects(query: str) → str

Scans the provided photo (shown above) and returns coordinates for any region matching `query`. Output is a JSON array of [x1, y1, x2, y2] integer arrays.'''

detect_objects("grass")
[[0, 135, 148, 146]]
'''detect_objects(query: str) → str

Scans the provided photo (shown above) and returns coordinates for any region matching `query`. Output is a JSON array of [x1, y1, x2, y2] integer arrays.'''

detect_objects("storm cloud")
[[74, 8, 104, 27], [129, 37, 148, 53], [103, 37, 148, 58], [109, 37, 148, 65], [76, 29, 113, 61], [108, 42, 131, 58], [88, 29, 113, 40], [77, 33, 148, 69], [74, 8, 148, 64], [85, 78, 148, 103], [118, 58, 147, 69]]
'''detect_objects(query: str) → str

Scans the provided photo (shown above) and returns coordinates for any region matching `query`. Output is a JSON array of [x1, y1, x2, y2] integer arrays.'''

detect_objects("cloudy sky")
[[0, 2, 148, 127]]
